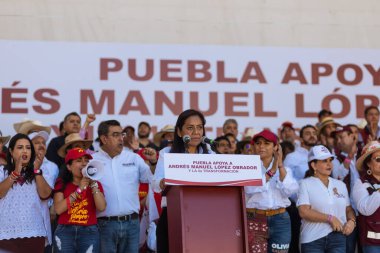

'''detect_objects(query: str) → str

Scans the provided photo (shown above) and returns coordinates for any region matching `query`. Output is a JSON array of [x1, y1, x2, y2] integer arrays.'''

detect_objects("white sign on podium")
[[164, 153, 263, 186]]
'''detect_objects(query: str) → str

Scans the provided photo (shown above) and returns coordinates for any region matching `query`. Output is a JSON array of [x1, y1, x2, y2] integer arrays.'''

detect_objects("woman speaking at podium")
[[152, 109, 213, 253], [245, 130, 299, 253]]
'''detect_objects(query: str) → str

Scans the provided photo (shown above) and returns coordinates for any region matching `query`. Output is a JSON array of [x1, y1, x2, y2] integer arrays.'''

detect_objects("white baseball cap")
[[28, 131, 50, 142], [308, 145, 335, 162]]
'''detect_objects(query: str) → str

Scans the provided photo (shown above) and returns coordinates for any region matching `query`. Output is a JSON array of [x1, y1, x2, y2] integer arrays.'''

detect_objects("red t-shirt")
[[54, 178, 104, 226]]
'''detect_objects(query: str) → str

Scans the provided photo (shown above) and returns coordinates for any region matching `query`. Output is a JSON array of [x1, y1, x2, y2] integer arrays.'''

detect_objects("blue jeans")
[[362, 245, 380, 253], [346, 226, 358, 253], [268, 211, 291, 253], [54, 224, 100, 253], [301, 232, 346, 253], [97, 218, 140, 253]]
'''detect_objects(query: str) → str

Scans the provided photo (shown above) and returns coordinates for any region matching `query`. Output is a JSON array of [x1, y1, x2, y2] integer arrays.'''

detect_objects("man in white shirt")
[[29, 131, 59, 249], [92, 120, 157, 253]]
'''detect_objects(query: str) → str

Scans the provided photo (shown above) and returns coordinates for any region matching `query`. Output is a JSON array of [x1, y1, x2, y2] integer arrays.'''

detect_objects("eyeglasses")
[[108, 132, 126, 138], [372, 156, 380, 163]]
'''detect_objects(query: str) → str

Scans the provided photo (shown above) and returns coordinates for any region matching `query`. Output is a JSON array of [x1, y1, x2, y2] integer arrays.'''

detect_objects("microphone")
[[182, 135, 191, 144], [201, 136, 218, 146]]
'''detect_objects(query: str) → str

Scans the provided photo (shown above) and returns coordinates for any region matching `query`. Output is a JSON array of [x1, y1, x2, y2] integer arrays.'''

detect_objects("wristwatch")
[[34, 169, 43, 176]]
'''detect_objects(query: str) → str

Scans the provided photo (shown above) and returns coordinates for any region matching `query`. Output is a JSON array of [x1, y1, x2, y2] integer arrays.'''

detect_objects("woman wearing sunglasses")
[[352, 141, 380, 253]]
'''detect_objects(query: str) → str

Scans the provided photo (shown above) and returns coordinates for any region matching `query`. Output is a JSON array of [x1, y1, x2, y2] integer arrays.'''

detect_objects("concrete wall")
[[1, 0, 379, 48]]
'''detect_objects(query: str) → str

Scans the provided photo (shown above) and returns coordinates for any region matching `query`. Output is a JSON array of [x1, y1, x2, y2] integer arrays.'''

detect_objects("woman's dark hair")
[[59, 160, 74, 191], [170, 109, 209, 154], [305, 160, 317, 178], [280, 141, 295, 160], [212, 136, 231, 153], [4, 133, 36, 184]]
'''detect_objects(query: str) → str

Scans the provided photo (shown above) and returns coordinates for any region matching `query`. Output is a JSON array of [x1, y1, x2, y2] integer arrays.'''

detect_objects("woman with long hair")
[[53, 147, 106, 253], [352, 141, 380, 253], [152, 109, 212, 253], [297, 145, 356, 253], [0, 133, 52, 252]]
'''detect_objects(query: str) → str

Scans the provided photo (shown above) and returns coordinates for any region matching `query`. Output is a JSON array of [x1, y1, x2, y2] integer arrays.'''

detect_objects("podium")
[[166, 186, 249, 253]]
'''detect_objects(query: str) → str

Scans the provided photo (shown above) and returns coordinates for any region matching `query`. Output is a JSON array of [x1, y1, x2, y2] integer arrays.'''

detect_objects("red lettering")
[[33, 89, 60, 114], [160, 60, 182, 82], [100, 58, 123, 80], [2, 88, 28, 113], [80, 90, 115, 114]]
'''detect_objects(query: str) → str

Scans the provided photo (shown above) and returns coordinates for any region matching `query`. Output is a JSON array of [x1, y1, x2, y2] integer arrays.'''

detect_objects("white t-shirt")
[[297, 176, 350, 244]]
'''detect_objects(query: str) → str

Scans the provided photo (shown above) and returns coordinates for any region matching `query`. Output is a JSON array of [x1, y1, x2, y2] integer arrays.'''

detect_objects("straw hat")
[[58, 133, 93, 158], [317, 117, 341, 136], [153, 125, 175, 146], [13, 119, 51, 135], [356, 141, 380, 171], [242, 128, 258, 141], [0, 131, 10, 145]]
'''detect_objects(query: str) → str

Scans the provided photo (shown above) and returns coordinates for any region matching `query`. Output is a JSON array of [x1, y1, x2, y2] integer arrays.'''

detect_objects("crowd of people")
[[0, 106, 379, 253]]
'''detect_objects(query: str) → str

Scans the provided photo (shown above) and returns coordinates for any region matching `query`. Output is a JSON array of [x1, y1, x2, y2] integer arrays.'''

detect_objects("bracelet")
[[90, 182, 99, 189], [76, 187, 83, 194], [92, 190, 101, 195], [344, 157, 351, 164], [348, 218, 356, 226], [327, 214, 333, 224], [69, 193, 77, 202], [10, 172, 19, 181], [11, 171, 20, 178], [266, 170, 275, 178]]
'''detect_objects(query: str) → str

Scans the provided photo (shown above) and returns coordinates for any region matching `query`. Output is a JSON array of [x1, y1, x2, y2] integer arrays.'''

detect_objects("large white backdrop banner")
[[1, 40, 380, 139]]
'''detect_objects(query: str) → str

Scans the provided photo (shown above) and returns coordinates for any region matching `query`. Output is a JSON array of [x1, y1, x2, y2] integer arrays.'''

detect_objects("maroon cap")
[[281, 121, 294, 130], [251, 130, 278, 145], [65, 148, 93, 164], [331, 125, 353, 138]]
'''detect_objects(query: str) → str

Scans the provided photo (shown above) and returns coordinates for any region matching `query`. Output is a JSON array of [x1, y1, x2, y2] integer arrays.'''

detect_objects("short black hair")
[[318, 109, 332, 120], [138, 121, 151, 130], [98, 120, 121, 145], [364, 106, 379, 117], [300, 124, 317, 138], [64, 112, 81, 123]]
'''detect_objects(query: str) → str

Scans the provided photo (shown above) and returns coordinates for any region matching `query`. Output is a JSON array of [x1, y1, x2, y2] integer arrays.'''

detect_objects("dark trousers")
[[0, 237, 45, 253], [287, 201, 301, 253], [156, 207, 169, 253]]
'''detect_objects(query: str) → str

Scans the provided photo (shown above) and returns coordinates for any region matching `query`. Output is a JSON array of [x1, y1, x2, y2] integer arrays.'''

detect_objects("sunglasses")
[[372, 156, 380, 163]]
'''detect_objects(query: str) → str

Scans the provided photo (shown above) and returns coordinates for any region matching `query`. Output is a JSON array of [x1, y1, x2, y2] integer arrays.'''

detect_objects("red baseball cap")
[[251, 130, 278, 145], [65, 147, 93, 164]]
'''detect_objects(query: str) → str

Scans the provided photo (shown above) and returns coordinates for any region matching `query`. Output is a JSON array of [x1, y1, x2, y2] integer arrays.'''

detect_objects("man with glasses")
[[92, 120, 157, 253]]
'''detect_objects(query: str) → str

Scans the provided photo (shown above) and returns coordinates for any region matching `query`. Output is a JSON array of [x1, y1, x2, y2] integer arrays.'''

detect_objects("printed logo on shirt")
[[68, 199, 89, 224], [122, 163, 135, 167], [333, 187, 345, 198]]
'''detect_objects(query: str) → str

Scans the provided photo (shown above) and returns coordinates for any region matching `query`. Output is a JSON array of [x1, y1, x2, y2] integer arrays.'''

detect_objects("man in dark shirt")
[[46, 112, 81, 168]]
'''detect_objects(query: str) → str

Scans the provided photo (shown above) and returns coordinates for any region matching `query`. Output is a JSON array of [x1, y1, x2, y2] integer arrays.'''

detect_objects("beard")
[[138, 132, 150, 139], [303, 139, 317, 147]]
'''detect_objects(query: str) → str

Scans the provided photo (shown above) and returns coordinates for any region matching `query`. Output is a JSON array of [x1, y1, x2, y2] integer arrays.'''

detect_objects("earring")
[[314, 170, 317, 175], [367, 169, 372, 176]]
